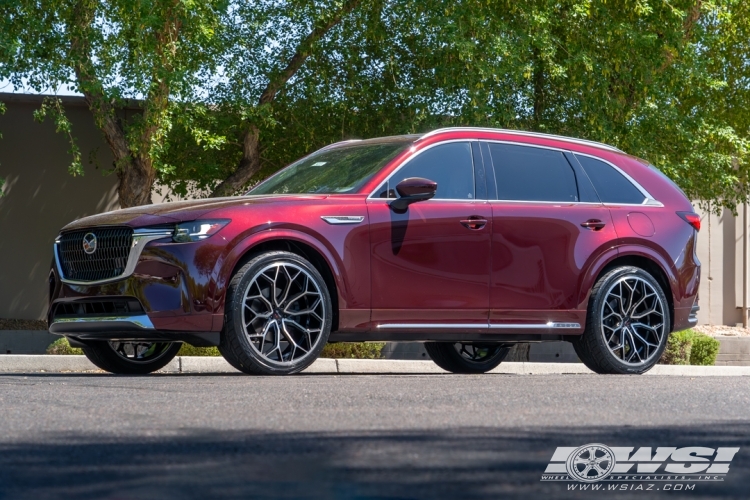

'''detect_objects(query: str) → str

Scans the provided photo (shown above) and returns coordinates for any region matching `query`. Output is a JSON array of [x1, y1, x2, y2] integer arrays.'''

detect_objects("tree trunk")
[[210, 125, 261, 198], [506, 343, 530, 362], [117, 157, 155, 207]]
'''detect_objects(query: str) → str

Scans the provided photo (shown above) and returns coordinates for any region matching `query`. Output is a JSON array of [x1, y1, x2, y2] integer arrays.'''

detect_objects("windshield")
[[248, 140, 411, 195]]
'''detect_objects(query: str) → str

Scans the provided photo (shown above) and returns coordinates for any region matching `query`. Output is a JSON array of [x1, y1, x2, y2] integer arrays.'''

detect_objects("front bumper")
[[49, 231, 225, 345]]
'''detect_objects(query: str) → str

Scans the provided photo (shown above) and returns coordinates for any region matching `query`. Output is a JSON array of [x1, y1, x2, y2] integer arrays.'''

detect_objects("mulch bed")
[[0, 319, 49, 331]]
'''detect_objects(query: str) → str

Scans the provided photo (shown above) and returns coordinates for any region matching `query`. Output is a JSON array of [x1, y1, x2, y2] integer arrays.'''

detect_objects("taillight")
[[677, 211, 701, 231]]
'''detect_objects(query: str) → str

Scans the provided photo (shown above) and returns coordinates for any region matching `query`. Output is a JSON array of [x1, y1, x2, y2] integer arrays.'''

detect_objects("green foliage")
[[320, 342, 384, 359], [3, 1, 750, 211], [33, 97, 83, 176], [659, 329, 720, 365], [46, 337, 83, 355], [661, 330, 694, 365], [177, 343, 221, 356], [690, 333, 721, 366]]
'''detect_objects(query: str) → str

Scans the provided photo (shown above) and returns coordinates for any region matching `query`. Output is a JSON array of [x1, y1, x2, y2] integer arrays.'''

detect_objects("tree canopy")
[[1, 1, 749, 211]]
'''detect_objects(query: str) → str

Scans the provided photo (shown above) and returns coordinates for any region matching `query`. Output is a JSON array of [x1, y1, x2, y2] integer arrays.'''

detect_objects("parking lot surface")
[[0, 373, 748, 499]]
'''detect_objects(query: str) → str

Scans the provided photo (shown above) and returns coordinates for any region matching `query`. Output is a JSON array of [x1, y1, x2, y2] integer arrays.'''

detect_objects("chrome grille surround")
[[54, 227, 173, 285]]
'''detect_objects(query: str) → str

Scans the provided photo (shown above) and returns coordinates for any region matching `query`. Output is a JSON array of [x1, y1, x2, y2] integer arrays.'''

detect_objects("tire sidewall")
[[226, 252, 333, 375], [589, 267, 671, 374]]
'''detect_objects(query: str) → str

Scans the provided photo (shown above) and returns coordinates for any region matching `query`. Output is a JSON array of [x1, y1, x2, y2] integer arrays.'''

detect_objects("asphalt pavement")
[[0, 373, 748, 499]]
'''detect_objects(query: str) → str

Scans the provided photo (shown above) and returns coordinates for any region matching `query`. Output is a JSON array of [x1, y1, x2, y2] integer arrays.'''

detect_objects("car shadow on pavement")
[[0, 423, 747, 500]]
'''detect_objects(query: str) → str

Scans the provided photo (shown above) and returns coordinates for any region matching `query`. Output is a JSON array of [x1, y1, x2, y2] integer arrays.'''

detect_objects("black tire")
[[81, 341, 181, 375], [425, 342, 510, 374], [573, 266, 671, 375], [219, 251, 333, 375]]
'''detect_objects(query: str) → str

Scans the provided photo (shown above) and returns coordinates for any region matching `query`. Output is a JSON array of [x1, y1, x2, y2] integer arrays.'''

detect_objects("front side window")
[[385, 142, 475, 200], [489, 144, 579, 202], [576, 155, 646, 204], [249, 140, 410, 195]]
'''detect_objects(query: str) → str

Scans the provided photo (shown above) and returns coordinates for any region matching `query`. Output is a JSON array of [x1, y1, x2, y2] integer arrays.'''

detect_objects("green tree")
[[1, 0, 226, 207]]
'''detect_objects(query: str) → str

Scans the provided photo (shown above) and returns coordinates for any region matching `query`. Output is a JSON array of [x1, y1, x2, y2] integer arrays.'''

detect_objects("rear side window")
[[489, 144, 579, 202], [390, 142, 475, 199], [576, 155, 646, 204]]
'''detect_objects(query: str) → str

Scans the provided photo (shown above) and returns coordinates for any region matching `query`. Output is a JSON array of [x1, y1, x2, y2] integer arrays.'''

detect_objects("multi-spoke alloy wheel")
[[425, 342, 510, 374], [81, 340, 181, 374], [573, 266, 671, 374], [220, 251, 333, 375], [242, 263, 325, 364], [601, 277, 665, 365]]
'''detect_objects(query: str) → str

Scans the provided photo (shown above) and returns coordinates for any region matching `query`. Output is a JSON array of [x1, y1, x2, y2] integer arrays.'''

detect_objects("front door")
[[368, 141, 491, 327], [483, 141, 616, 330]]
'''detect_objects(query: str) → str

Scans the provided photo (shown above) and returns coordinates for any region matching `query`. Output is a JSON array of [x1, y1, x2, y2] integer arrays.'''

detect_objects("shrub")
[[689, 333, 721, 366], [46, 337, 83, 355], [660, 330, 693, 365], [320, 342, 385, 359], [177, 344, 221, 356], [659, 329, 720, 366]]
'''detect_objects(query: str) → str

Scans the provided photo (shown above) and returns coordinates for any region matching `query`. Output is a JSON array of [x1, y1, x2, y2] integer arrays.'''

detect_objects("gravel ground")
[[694, 325, 750, 337], [0, 373, 747, 500]]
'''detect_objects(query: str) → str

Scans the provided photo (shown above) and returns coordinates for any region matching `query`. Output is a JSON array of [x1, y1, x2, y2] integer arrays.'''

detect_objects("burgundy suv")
[[48, 128, 700, 375]]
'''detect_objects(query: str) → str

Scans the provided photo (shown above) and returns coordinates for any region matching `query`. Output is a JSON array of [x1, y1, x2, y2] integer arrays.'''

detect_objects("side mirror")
[[390, 177, 437, 212]]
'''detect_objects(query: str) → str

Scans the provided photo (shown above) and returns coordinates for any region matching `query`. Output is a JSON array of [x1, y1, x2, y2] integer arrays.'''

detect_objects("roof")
[[417, 127, 624, 153]]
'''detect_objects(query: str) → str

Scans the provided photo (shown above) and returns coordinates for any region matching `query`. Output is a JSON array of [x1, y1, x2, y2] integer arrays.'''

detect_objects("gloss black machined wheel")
[[573, 266, 671, 375], [425, 342, 510, 374], [81, 341, 181, 374], [219, 251, 333, 375]]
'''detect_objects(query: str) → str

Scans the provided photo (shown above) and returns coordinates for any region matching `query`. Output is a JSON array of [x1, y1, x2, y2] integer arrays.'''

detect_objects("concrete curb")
[[2, 355, 750, 375]]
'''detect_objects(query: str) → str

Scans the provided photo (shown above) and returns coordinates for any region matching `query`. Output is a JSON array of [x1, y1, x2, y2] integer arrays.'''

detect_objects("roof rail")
[[417, 127, 624, 153]]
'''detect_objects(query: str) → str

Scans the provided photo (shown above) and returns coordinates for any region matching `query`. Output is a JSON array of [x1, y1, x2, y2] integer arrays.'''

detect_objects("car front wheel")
[[573, 266, 670, 375], [219, 251, 333, 375]]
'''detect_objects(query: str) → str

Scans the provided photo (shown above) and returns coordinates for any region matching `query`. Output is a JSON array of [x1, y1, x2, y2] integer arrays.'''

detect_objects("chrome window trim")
[[50, 314, 155, 330], [366, 139, 478, 200], [320, 215, 365, 225], [377, 322, 581, 330], [54, 227, 173, 286], [418, 127, 624, 153], [573, 151, 662, 207]]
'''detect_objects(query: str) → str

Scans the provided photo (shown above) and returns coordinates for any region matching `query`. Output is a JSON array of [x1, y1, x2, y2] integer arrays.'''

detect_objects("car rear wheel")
[[81, 341, 181, 374], [425, 342, 510, 374], [573, 266, 670, 375], [219, 251, 333, 375]]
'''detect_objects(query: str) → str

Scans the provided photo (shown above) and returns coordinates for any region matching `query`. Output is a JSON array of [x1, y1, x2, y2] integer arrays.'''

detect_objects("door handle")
[[460, 217, 488, 230], [580, 219, 606, 231]]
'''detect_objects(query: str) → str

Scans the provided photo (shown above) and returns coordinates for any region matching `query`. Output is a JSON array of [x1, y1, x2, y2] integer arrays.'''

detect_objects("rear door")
[[484, 142, 616, 331]]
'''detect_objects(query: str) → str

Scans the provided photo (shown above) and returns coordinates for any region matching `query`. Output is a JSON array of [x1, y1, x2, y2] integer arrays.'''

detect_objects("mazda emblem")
[[82, 233, 98, 255]]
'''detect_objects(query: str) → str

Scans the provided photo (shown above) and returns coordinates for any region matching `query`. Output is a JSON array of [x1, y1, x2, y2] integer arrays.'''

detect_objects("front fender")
[[209, 225, 353, 319]]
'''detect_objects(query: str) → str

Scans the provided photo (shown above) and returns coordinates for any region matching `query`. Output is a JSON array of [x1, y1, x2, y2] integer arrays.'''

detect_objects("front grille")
[[58, 227, 133, 282]]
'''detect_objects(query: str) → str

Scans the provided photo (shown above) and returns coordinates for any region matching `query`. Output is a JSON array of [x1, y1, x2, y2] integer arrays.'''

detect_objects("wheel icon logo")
[[566, 444, 616, 482]]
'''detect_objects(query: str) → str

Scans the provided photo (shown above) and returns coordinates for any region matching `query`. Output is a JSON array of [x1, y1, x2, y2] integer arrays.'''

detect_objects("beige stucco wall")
[[0, 95, 119, 320], [695, 205, 747, 326]]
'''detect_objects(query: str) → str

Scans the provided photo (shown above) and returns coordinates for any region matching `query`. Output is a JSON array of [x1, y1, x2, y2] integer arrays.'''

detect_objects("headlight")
[[172, 220, 230, 243]]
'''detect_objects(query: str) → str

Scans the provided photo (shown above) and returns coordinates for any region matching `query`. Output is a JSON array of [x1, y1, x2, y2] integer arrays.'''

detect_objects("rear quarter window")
[[575, 155, 646, 204]]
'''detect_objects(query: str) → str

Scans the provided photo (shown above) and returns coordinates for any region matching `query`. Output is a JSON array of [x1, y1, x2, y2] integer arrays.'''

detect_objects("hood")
[[60, 195, 328, 232]]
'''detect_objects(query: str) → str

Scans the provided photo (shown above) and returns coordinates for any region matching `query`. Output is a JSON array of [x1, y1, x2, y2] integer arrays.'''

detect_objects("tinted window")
[[489, 144, 579, 202], [249, 140, 409, 195], [390, 142, 475, 199], [576, 155, 646, 204]]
